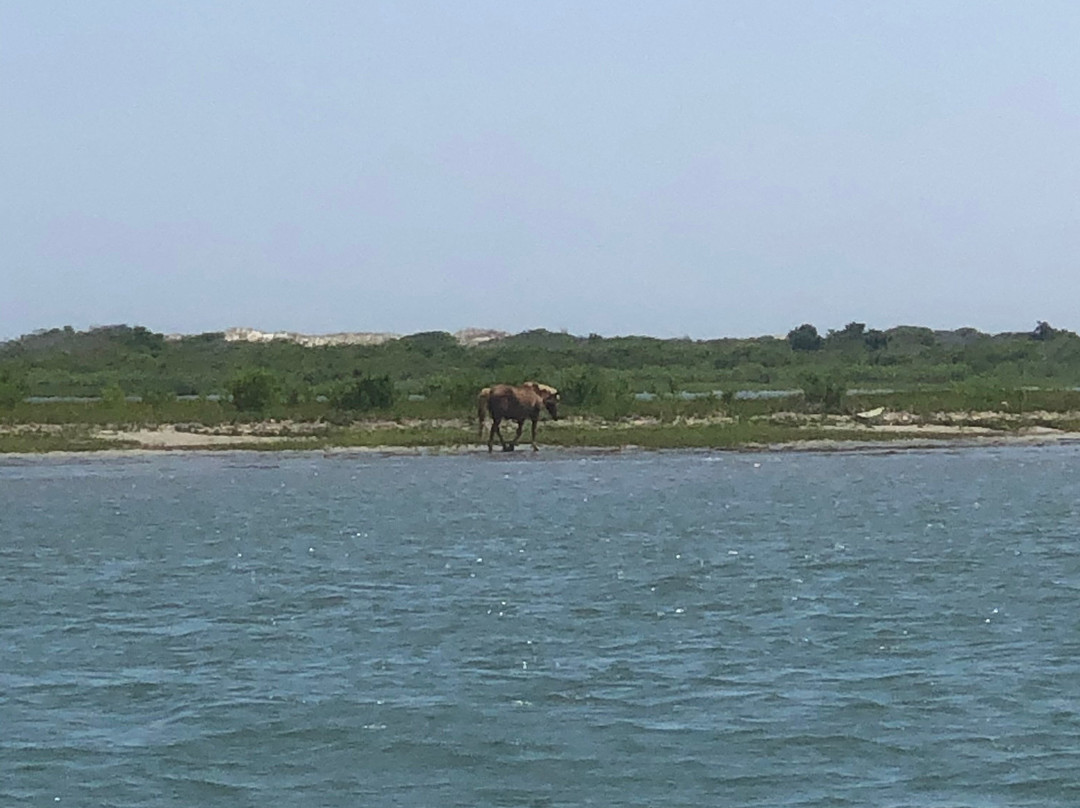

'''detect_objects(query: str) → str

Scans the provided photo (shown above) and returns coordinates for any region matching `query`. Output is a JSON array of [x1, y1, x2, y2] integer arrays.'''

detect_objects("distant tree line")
[[1, 321, 1078, 417]]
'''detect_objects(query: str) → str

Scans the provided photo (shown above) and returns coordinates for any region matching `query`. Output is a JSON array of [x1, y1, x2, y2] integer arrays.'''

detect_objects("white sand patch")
[[93, 426, 293, 448]]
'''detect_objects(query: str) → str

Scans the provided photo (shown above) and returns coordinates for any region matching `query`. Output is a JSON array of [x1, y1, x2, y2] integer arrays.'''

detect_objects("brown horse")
[[478, 382, 559, 452]]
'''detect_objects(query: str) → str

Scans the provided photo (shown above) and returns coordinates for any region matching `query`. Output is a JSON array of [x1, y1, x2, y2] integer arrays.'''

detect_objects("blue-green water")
[[4, 447, 1080, 806]]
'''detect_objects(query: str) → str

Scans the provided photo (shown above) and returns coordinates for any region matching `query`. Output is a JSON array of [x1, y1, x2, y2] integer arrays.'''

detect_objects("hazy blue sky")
[[4, 2, 1078, 339]]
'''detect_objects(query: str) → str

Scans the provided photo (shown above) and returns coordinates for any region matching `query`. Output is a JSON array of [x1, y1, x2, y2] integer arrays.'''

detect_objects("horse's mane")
[[522, 381, 559, 397]]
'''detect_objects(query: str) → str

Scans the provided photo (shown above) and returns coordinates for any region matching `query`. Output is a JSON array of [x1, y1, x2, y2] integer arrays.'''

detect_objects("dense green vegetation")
[[2, 321, 1079, 426]]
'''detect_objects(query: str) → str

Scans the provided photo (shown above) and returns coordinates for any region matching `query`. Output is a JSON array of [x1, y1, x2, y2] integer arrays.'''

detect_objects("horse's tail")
[[477, 387, 490, 440]]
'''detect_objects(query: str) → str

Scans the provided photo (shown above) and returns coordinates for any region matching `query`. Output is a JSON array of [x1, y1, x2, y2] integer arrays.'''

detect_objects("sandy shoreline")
[[2, 413, 1080, 458], [89, 415, 1080, 452], [1, 425, 1079, 461]]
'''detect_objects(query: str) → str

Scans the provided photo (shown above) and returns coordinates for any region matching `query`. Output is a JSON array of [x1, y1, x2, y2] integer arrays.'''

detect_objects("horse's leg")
[[511, 419, 524, 448], [530, 417, 538, 451], [498, 420, 514, 450], [488, 417, 500, 452]]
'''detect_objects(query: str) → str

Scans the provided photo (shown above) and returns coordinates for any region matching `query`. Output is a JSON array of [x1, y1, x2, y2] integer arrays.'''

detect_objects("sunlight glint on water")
[[3, 447, 1080, 806]]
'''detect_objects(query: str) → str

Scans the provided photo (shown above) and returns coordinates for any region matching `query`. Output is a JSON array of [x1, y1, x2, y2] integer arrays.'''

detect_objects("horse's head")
[[524, 382, 560, 420], [545, 392, 560, 420]]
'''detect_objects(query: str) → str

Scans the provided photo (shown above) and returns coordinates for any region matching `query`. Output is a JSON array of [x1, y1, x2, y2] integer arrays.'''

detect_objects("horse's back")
[[487, 384, 540, 420]]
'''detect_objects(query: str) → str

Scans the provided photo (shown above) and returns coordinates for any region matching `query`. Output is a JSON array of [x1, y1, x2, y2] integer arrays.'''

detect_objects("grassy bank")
[[0, 415, 1042, 455], [0, 427, 141, 453], [8, 385, 1080, 427], [5, 384, 1080, 454]]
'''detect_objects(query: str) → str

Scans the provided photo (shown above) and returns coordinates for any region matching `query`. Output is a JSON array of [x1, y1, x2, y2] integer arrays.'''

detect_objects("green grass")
[[0, 419, 1049, 454], [538, 421, 962, 449], [288, 420, 976, 452], [0, 428, 140, 453], [5, 384, 1080, 433], [4, 385, 1079, 454], [844, 387, 1080, 417], [316, 425, 475, 449]]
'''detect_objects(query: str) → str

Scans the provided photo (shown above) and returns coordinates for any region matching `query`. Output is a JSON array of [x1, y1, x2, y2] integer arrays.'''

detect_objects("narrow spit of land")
[[4, 410, 1080, 454], [7, 322, 1080, 455]]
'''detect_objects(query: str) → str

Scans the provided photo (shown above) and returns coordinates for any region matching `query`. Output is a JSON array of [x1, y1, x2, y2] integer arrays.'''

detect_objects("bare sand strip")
[[93, 426, 290, 448]]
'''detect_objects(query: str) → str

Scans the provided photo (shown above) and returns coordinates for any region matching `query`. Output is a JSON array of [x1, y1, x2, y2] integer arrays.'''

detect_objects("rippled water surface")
[[4, 446, 1080, 806]]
